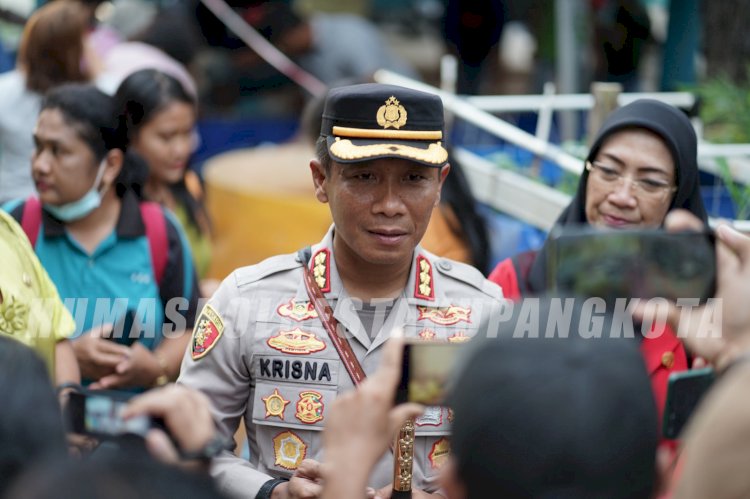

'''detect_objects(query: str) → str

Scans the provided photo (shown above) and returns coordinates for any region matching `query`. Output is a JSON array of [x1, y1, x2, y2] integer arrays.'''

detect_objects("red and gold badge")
[[191, 304, 225, 360], [267, 328, 326, 355], [273, 431, 306, 470], [295, 390, 324, 424], [448, 331, 471, 343], [311, 248, 331, 293], [277, 299, 319, 322], [262, 388, 290, 420], [417, 305, 472, 326], [429, 437, 451, 469], [413, 255, 435, 301], [418, 329, 437, 341]]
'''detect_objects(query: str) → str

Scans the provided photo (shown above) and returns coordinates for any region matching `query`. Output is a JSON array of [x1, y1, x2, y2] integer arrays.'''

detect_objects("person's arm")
[[55, 339, 80, 385]]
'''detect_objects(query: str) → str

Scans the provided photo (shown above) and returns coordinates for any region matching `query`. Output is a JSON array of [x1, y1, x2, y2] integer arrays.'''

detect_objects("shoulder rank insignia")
[[273, 430, 307, 470], [414, 255, 435, 301], [191, 304, 225, 360], [267, 328, 326, 355], [429, 437, 451, 469], [418, 329, 437, 341], [418, 305, 471, 326], [448, 331, 471, 343], [262, 388, 290, 420], [376, 96, 407, 129], [416, 406, 443, 426], [277, 299, 319, 322], [311, 248, 331, 293], [295, 390, 324, 424]]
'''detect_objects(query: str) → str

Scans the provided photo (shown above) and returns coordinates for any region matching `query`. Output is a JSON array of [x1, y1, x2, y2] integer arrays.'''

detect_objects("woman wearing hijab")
[[488, 99, 707, 435]]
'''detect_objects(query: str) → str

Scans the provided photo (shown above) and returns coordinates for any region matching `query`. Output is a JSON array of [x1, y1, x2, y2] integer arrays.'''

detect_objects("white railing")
[[373, 69, 750, 233]]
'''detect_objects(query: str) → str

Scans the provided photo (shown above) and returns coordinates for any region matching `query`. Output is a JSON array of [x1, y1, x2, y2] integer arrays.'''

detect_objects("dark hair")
[[114, 69, 207, 231], [441, 152, 491, 273], [41, 83, 147, 198], [17, 1, 89, 93], [7, 453, 228, 499], [0, 337, 66, 497]]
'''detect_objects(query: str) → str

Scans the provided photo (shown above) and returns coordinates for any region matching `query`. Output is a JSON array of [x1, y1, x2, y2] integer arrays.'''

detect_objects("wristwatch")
[[255, 478, 289, 499], [179, 433, 231, 461]]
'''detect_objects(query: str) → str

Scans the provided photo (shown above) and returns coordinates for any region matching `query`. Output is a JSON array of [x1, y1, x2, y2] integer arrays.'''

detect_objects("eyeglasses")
[[586, 161, 677, 197]]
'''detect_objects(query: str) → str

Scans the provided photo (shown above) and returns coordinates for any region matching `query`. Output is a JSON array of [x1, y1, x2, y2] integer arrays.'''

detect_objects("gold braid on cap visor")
[[329, 138, 448, 165]]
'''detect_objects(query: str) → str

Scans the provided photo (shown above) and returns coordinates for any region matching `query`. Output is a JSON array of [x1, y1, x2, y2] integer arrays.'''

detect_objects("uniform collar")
[[42, 190, 146, 239], [294, 225, 449, 307]]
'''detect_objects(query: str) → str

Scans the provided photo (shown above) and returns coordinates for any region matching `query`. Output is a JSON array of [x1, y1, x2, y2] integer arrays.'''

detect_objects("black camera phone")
[[662, 367, 715, 439]]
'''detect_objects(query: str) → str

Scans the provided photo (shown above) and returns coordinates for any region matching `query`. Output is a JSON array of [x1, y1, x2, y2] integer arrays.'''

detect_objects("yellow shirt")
[[0, 210, 75, 376]]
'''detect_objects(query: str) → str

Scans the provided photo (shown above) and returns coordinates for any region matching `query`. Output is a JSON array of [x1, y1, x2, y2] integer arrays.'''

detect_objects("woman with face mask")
[[488, 99, 708, 442], [3, 84, 199, 391], [113, 69, 214, 293]]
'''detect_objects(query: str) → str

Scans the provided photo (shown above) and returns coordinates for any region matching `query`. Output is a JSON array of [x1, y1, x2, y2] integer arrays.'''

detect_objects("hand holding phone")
[[662, 367, 715, 439], [65, 389, 165, 440]]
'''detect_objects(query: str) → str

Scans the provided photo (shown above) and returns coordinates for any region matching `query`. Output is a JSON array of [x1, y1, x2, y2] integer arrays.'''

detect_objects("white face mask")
[[43, 160, 108, 222]]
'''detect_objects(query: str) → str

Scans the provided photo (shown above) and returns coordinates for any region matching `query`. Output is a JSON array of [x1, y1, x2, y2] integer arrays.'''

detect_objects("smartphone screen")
[[66, 391, 153, 438], [548, 227, 716, 304], [662, 367, 715, 439], [396, 342, 466, 405]]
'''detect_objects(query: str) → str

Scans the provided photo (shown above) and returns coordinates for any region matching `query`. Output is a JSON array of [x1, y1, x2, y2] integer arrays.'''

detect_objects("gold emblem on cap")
[[263, 388, 291, 420], [377, 96, 407, 129]]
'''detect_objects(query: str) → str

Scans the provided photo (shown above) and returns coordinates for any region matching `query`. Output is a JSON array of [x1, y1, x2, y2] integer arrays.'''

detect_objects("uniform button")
[[661, 352, 675, 369], [438, 261, 452, 272], [22, 273, 32, 287]]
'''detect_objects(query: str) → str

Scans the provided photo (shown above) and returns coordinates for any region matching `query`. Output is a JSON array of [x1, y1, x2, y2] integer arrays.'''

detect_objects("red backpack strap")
[[20, 196, 42, 248], [139, 202, 169, 286]]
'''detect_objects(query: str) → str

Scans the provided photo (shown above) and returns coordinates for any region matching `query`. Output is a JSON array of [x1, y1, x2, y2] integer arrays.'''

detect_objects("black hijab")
[[522, 99, 708, 294]]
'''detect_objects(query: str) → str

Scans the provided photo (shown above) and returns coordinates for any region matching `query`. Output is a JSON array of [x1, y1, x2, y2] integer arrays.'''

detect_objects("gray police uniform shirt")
[[177, 227, 504, 498]]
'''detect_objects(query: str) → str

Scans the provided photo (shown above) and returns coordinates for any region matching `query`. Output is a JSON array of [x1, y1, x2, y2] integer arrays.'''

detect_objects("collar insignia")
[[191, 304, 225, 360], [417, 305, 472, 326], [311, 248, 331, 293], [273, 431, 306, 470], [267, 328, 326, 355], [262, 388, 290, 420], [277, 299, 319, 321], [376, 96, 407, 129], [414, 255, 435, 301], [418, 328, 437, 341], [295, 391, 325, 424]]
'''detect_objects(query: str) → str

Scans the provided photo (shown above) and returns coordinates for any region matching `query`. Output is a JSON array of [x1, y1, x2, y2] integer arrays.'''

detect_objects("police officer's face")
[[311, 157, 449, 267], [131, 101, 196, 186], [31, 108, 102, 206]]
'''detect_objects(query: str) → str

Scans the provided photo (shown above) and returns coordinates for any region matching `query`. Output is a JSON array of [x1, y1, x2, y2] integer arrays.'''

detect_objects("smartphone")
[[396, 341, 466, 405], [109, 310, 138, 346], [547, 227, 716, 305], [65, 389, 164, 439], [662, 367, 715, 439]]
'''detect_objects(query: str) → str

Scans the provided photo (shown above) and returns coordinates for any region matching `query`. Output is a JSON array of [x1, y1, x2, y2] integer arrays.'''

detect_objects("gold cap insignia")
[[262, 388, 290, 420], [429, 437, 451, 469], [191, 304, 225, 360], [376, 96, 407, 129], [267, 328, 327, 355], [273, 431, 307, 470], [295, 390, 325, 424], [277, 299, 319, 322], [418, 305, 472, 326]]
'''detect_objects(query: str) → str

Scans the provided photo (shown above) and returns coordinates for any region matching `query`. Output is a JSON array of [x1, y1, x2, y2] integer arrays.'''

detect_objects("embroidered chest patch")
[[191, 304, 225, 360]]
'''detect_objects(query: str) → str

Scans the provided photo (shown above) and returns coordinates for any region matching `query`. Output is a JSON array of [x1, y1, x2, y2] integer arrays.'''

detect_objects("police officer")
[[0, 209, 78, 384], [178, 83, 504, 498]]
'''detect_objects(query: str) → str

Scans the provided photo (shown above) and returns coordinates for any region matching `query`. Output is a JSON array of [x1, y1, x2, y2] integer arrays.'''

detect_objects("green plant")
[[695, 72, 750, 219]]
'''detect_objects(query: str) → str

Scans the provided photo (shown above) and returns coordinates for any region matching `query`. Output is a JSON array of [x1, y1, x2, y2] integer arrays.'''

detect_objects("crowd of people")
[[1, 1, 749, 499]]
